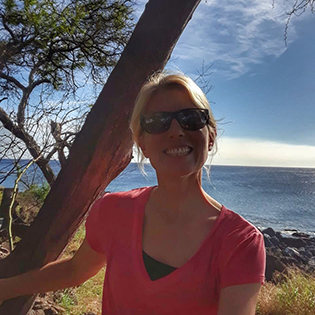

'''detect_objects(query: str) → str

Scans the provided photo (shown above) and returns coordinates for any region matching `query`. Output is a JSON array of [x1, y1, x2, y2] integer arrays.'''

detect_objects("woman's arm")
[[217, 283, 261, 315], [0, 237, 106, 302]]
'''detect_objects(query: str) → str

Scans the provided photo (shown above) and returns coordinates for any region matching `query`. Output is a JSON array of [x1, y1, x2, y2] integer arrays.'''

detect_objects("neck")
[[157, 171, 202, 197], [151, 171, 210, 221]]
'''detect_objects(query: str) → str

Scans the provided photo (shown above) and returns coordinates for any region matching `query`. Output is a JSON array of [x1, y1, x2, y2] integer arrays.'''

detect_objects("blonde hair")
[[130, 71, 217, 172]]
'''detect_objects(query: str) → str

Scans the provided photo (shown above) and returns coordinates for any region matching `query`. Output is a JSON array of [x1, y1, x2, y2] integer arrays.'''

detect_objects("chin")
[[151, 156, 205, 180], [158, 166, 202, 181]]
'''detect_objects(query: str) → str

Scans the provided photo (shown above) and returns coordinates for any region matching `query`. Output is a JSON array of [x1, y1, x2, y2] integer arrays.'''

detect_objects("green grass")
[[55, 224, 105, 315], [256, 267, 315, 315]]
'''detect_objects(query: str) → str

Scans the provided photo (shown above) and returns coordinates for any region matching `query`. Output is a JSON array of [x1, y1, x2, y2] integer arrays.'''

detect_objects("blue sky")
[[1, 1, 314, 168], [135, 0, 315, 168]]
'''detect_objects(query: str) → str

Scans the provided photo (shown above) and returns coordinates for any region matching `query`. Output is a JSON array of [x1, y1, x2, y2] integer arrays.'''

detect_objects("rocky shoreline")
[[262, 227, 315, 281]]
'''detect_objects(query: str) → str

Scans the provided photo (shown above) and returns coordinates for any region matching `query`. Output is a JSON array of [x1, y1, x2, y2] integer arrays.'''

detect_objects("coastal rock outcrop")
[[262, 227, 315, 281]]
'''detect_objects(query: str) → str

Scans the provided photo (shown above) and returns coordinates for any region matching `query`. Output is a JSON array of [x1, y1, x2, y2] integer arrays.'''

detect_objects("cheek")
[[141, 134, 163, 159], [199, 131, 211, 159]]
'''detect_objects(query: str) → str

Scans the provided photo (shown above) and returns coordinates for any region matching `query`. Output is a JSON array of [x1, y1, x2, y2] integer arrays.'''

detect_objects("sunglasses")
[[140, 108, 210, 135]]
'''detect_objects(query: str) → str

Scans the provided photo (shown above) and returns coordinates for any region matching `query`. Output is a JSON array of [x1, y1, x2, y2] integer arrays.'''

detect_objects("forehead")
[[144, 87, 196, 114]]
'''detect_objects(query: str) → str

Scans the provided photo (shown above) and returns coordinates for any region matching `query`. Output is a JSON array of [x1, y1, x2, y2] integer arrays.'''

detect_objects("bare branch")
[[194, 61, 214, 95], [45, 147, 58, 161], [29, 79, 51, 91], [0, 107, 56, 185], [0, 72, 26, 91]]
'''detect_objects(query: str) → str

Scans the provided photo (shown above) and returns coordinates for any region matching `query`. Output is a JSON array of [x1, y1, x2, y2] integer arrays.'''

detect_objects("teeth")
[[165, 146, 191, 156]]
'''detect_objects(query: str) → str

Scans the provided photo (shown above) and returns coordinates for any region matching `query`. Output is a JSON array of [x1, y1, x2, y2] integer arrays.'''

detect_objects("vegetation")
[[15, 183, 49, 223], [256, 268, 315, 315], [0, 0, 135, 186], [56, 224, 105, 315]]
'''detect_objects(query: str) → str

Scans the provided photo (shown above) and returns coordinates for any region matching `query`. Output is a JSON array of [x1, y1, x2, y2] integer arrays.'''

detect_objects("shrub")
[[16, 184, 50, 223], [256, 267, 315, 315]]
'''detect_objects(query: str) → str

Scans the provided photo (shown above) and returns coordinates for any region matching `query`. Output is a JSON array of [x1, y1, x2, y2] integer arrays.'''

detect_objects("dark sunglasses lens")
[[142, 113, 171, 134], [178, 110, 207, 130]]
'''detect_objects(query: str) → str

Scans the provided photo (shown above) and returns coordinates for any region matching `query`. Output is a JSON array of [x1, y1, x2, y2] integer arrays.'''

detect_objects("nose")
[[167, 118, 185, 138]]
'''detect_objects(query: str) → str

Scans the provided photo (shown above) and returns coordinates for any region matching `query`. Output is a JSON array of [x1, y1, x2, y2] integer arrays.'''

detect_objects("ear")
[[208, 127, 216, 151], [208, 140, 213, 151]]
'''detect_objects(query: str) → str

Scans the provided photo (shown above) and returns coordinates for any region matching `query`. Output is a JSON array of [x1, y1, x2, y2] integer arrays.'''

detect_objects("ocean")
[[1, 159, 314, 234]]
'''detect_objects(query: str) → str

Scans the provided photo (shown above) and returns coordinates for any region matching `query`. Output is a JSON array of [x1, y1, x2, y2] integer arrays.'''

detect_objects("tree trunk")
[[0, 188, 14, 231], [0, 0, 201, 314]]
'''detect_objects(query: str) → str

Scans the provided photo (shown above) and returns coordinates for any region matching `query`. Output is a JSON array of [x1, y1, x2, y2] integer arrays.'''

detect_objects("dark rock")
[[308, 247, 315, 256], [269, 236, 281, 248], [262, 227, 276, 237], [284, 247, 309, 264], [282, 237, 307, 248], [263, 234, 273, 248], [263, 227, 315, 281], [285, 247, 300, 256], [292, 232, 310, 238], [309, 237, 315, 244], [294, 253, 309, 264], [265, 253, 286, 282], [284, 228, 298, 233], [281, 256, 298, 265], [300, 249, 313, 259], [275, 231, 283, 240]]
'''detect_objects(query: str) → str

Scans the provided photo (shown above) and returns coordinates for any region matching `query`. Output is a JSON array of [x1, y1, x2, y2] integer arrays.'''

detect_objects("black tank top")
[[142, 251, 177, 281]]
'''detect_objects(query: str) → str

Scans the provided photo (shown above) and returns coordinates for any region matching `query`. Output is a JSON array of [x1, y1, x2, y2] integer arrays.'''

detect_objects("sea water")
[[1, 160, 314, 234]]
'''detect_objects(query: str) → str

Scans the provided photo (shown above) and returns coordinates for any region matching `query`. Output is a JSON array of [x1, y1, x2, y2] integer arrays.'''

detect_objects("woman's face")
[[139, 87, 212, 179]]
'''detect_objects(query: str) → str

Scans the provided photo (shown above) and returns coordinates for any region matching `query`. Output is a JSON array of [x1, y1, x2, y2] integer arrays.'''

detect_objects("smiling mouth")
[[164, 146, 193, 157]]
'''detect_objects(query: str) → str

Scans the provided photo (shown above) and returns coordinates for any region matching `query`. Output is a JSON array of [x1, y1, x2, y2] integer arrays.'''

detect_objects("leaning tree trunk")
[[0, 188, 14, 231], [0, 0, 201, 314]]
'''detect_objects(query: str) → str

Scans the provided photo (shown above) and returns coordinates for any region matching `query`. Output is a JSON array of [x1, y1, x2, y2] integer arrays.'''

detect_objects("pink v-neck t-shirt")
[[85, 186, 266, 315]]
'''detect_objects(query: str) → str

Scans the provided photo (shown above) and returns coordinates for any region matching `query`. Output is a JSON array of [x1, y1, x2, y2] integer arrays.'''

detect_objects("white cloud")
[[131, 137, 315, 168], [213, 137, 315, 168], [170, 0, 313, 79]]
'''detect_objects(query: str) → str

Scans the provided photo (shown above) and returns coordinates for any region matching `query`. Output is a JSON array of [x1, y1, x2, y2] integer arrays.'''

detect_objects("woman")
[[0, 73, 265, 314]]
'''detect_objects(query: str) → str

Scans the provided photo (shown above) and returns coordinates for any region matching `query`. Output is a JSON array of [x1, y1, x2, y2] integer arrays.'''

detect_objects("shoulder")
[[216, 206, 264, 256], [86, 186, 153, 237], [219, 206, 261, 237], [217, 207, 266, 288], [97, 186, 153, 206], [91, 186, 153, 218]]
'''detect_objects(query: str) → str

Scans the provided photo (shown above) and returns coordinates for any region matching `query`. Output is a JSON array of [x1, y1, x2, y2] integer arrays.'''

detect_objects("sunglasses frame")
[[140, 108, 210, 135]]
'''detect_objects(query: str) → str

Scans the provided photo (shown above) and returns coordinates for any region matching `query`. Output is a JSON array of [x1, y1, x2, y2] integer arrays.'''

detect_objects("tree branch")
[[1, 13, 16, 42], [0, 72, 26, 91], [0, 107, 56, 185]]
